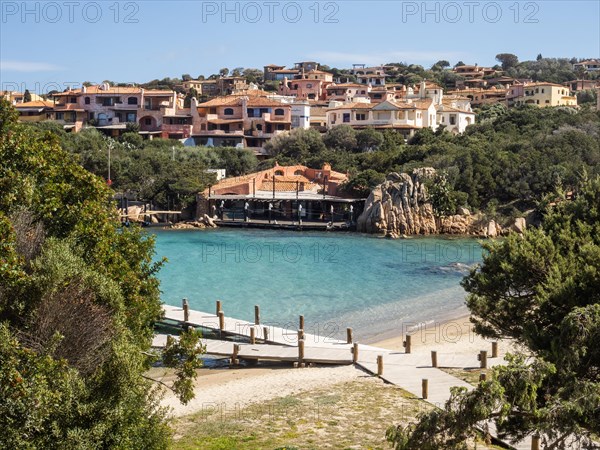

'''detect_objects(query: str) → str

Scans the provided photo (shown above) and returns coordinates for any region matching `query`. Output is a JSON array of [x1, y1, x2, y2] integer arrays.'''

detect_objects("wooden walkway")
[[162, 303, 347, 347], [158, 303, 557, 449], [153, 334, 353, 365]]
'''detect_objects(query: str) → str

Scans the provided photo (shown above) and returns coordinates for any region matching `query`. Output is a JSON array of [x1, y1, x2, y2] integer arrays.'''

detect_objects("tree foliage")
[[388, 177, 600, 449], [0, 99, 203, 448]]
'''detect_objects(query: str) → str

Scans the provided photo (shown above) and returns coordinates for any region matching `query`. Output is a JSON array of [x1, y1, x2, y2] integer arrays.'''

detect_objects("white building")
[[325, 80, 475, 138]]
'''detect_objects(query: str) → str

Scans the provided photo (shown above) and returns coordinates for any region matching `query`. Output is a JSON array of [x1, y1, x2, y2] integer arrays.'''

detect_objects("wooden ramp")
[[153, 334, 353, 365], [162, 304, 346, 347]]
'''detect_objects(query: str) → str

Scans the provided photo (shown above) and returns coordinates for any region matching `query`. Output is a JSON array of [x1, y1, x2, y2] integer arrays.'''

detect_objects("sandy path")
[[155, 364, 366, 417]]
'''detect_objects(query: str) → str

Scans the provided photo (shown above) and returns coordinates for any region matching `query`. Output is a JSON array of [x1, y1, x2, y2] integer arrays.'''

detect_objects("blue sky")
[[1, 0, 599, 93]]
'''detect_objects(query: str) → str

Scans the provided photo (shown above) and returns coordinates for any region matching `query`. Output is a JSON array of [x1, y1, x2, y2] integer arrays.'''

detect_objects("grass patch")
[[171, 377, 430, 450]]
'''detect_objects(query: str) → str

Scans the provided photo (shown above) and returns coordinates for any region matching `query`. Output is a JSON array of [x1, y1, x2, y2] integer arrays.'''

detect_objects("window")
[[145, 118, 152, 125], [294, 170, 303, 175], [128, 97, 138, 105], [274, 108, 284, 116], [84, 97, 90, 104], [306, 83, 312, 88], [373, 94, 382, 99], [224, 108, 234, 115], [541, 89, 545, 93], [56, 112, 64, 120], [356, 113, 366, 121], [275, 170, 284, 176], [256, 124, 262, 131], [69, 97, 77, 103], [343, 113, 350, 123], [449, 115, 456, 125], [277, 124, 285, 130]]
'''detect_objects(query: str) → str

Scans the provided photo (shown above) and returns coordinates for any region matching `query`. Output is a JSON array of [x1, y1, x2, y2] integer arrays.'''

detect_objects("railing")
[[216, 207, 356, 224]]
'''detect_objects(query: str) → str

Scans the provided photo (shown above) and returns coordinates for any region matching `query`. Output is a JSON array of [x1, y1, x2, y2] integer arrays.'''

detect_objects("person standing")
[[244, 201, 250, 222], [298, 203, 303, 225], [219, 200, 225, 220], [268, 202, 273, 224]]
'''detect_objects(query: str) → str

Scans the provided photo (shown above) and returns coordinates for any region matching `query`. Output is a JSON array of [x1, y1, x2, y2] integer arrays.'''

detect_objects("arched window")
[[275, 170, 284, 176], [224, 108, 234, 115], [128, 97, 138, 105], [84, 97, 90, 104], [294, 170, 303, 175], [274, 108, 284, 116]]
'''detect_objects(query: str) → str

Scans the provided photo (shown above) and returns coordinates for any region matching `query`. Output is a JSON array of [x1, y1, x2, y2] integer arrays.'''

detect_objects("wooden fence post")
[[250, 327, 256, 345], [216, 300, 222, 316], [298, 339, 305, 367], [422, 379, 429, 399], [352, 343, 359, 363], [346, 327, 353, 344], [232, 343, 240, 365], [479, 350, 488, 369], [182, 298, 189, 323], [254, 305, 260, 325], [531, 434, 540, 450], [403, 335, 412, 354], [377, 355, 383, 376], [218, 311, 225, 332], [431, 350, 438, 368], [479, 372, 487, 382], [491, 341, 498, 358], [263, 326, 269, 342], [299, 315, 304, 331]]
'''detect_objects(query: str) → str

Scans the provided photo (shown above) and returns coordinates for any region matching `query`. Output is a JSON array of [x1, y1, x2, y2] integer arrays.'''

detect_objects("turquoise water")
[[152, 229, 483, 342]]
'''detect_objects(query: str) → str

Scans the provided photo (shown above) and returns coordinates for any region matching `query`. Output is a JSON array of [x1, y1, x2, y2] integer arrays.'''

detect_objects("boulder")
[[357, 168, 437, 237], [203, 214, 217, 228], [458, 207, 471, 216], [511, 217, 526, 234], [486, 220, 498, 238]]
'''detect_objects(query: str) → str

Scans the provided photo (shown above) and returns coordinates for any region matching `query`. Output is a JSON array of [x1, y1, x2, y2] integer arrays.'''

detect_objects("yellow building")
[[2, 90, 44, 104], [508, 82, 577, 107], [14, 101, 55, 123]]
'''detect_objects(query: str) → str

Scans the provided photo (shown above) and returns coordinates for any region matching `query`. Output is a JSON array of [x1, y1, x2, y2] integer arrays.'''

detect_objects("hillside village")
[[5, 58, 599, 159]]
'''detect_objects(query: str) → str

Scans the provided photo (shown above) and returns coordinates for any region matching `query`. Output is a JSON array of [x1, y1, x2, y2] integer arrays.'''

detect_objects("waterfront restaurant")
[[197, 163, 365, 228]]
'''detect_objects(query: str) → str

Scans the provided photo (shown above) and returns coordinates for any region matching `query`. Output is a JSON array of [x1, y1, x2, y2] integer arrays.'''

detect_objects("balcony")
[[112, 102, 140, 110], [199, 129, 244, 136]]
